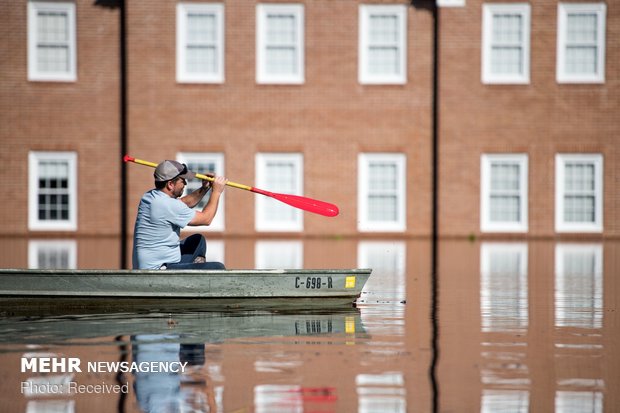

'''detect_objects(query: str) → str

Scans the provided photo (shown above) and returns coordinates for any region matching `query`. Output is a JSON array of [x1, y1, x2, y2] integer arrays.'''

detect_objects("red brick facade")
[[1, 0, 617, 249]]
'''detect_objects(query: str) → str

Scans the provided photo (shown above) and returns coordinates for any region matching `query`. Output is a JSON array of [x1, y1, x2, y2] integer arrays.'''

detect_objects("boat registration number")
[[295, 276, 333, 289]]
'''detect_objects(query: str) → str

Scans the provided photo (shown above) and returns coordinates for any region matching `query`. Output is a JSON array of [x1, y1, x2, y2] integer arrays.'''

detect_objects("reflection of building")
[[1, 1, 617, 268], [476, 242, 609, 413]]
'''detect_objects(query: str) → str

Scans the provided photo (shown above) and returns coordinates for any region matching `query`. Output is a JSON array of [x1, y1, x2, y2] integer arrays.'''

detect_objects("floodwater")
[[0, 239, 618, 412]]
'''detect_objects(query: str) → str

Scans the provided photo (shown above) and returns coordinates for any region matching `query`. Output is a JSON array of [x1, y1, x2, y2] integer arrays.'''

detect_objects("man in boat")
[[132, 160, 228, 270]]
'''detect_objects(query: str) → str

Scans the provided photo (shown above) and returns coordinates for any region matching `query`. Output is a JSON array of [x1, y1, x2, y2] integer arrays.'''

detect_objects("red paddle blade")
[[253, 189, 339, 217]]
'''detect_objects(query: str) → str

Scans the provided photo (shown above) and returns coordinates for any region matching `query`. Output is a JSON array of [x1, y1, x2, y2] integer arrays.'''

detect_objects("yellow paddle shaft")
[[130, 157, 252, 191]]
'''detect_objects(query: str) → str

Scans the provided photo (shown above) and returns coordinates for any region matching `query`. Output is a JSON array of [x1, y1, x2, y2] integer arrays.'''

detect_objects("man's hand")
[[212, 175, 227, 194], [201, 174, 214, 192]]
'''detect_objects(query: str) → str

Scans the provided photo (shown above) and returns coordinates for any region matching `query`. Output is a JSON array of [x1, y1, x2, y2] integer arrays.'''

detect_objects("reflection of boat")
[[0, 268, 371, 311], [0, 309, 367, 344]]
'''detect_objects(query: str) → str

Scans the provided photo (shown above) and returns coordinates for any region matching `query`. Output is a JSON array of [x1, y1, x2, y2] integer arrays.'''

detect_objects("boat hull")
[[0, 268, 371, 303]]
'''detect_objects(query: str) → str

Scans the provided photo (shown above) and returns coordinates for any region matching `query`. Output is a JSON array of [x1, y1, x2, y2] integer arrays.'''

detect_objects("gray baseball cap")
[[154, 160, 196, 182]]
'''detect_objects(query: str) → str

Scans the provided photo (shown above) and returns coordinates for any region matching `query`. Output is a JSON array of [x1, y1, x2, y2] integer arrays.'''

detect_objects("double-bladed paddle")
[[123, 155, 339, 217]]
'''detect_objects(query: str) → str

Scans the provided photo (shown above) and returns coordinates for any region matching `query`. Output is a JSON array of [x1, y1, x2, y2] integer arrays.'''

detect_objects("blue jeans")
[[165, 234, 226, 270]]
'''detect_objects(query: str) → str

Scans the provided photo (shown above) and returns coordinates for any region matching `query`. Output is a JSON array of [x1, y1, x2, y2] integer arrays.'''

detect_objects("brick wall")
[[1, 0, 617, 242], [0, 0, 120, 236], [439, 0, 619, 238], [126, 0, 433, 237]]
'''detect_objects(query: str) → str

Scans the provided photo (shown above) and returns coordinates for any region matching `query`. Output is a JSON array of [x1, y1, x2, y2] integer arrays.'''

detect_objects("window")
[[177, 152, 225, 231], [176, 3, 224, 83], [255, 240, 303, 269], [358, 153, 406, 232], [205, 240, 224, 263], [557, 3, 606, 83], [482, 3, 531, 84], [28, 152, 77, 231], [481, 154, 528, 232], [555, 244, 603, 329], [255, 153, 303, 231], [28, 240, 77, 269], [555, 154, 603, 232], [359, 5, 407, 84], [480, 243, 528, 333], [27, 1, 77, 82], [256, 4, 304, 84]]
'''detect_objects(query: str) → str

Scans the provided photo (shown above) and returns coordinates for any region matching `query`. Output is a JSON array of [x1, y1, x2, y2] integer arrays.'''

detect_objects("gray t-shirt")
[[132, 189, 196, 269]]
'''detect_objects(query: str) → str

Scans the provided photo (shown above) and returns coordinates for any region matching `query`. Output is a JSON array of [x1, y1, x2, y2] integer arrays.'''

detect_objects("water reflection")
[[356, 372, 406, 413], [555, 244, 603, 329], [132, 335, 218, 413], [480, 243, 528, 333], [28, 240, 77, 269], [0, 239, 618, 412]]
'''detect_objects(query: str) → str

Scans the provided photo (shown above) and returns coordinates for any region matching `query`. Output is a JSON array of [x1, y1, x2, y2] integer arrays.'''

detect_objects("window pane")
[[493, 14, 522, 43], [564, 195, 595, 223], [37, 45, 69, 72], [369, 47, 399, 75], [36, 11, 70, 73], [369, 163, 397, 191], [368, 14, 400, 75], [491, 46, 522, 74], [187, 13, 216, 43], [565, 163, 595, 191], [565, 46, 597, 74], [490, 196, 520, 222], [37, 160, 70, 222], [267, 14, 296, 44], [266, 46, 296, 74], [37, 11, 68, 42], [491, 163, 520, 191], [567, 13, 598, 43], [369, 15, 398, 43], [368, 195, 397, 221], [186, 46, 217, 73]]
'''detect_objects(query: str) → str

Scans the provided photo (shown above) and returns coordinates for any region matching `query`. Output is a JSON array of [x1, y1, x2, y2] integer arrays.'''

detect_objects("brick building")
[[0, 0, 617, 269]]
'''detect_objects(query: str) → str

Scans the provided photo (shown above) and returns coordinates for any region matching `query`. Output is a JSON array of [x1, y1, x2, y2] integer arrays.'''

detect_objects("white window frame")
[[255, 153, 303, 232], [27, 1, 77, 82], [176, 3, 225, 83], [177, 152, 225, 232], [437, 0, 466, 7], [556, 3, 606, 84], [482, 3, 531, 84], [28, 240, 77, 269], [255, 240, 303, 269], [359, 5, 407, 85], [555, 154, 603, 233], [256, 3, 305, 84], [28, 151, 78, 231], [358, 153, 406, 232], [481, 154, 528, 233]]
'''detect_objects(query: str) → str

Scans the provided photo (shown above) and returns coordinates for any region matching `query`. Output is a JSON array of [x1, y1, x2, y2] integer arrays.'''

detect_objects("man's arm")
[[188, 176, 227, 226], [180, 177, 213, 208]]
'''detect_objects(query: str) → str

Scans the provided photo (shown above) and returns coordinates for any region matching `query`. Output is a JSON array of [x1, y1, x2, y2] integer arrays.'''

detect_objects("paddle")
[[123, 155, 339, 217]]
